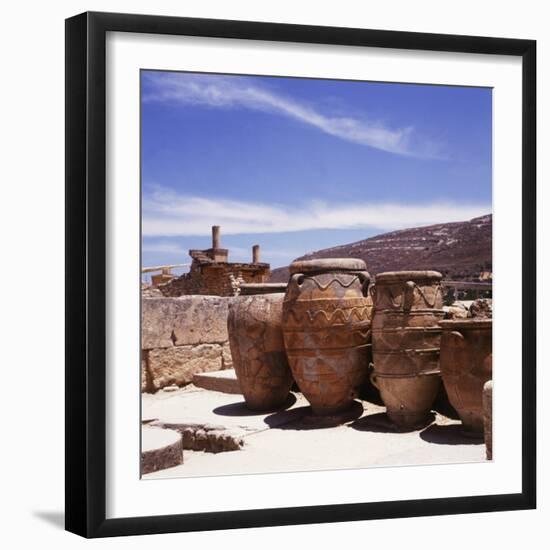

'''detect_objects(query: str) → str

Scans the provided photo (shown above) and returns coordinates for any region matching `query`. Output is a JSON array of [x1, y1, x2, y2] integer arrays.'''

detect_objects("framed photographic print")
[[65, 11, 536, 538]]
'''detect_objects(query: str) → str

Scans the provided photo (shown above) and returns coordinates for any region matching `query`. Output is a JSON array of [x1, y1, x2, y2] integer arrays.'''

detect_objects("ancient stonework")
[[153, 422, 245, 453], [148, 344, 225, 390], [141, 426, 183, 475], [444, 301, 469, 319], [153, 226, 270, 297], [142, 296, 230, 349], [141, 350, 153, 393], [470, 298, 493, 318], [159, 261, 270, 297], [141, 296, 233, 392]]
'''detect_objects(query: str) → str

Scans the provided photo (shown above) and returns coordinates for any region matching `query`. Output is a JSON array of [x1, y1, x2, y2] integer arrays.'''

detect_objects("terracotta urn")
[[282, 258, 371, 415], [439, 319, 492, 435], [228, 294, 293, 411], [371, 271, 444, 429]]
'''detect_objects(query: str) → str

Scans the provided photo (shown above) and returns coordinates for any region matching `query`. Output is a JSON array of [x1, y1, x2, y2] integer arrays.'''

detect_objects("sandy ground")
[[142, 385, 485, 479]]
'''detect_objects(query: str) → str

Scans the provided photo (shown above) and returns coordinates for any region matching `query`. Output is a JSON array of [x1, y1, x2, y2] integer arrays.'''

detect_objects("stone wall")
[[158, 262, 270, 297], [141, 296, 233, 392]]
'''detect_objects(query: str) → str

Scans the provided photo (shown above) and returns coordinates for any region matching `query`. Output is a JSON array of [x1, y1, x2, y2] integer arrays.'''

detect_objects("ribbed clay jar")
[[282, 258, 371, 415], [228, 293, 293, 411], [371, 270, 444, 429], [439, 319, 492, 436]]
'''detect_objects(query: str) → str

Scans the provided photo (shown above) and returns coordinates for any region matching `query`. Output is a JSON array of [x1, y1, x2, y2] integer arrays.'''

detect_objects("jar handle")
[[357, 271, 371, 297], [370, 370, 379, 390], [369, 283, 376, 300], [288, 272, 305, 287], [403, 280, 416, 312]]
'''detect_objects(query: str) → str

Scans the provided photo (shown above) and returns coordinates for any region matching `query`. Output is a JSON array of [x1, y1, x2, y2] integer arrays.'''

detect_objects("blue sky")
[[141, 70, 492, 273]]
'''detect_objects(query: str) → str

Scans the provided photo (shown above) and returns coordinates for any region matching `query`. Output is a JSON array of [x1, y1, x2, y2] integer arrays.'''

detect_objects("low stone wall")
[[141, 296, 232, 392]]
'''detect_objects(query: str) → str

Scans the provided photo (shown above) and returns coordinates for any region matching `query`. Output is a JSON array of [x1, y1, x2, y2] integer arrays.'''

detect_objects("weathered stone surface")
[[158, 259, 270, 297], [444, 301, 469, 319], [193, 369, 242, 394], [221, 341, 233, 369], [148, 344, 223, 389], [141, 286, 163, 298], [470, 298, 492, 319], [159, 423, 244, 453], [142, 296, 230, 350], [141, 351, 150, 393], [141, 426, 183, 475]]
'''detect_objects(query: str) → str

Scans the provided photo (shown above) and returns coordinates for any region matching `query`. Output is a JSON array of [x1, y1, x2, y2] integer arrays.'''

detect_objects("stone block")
[[221, 341, 233, 369], [141, 351, 149, 393], [141, 296, 230, 350], [444, 301, 469, 320], [141, 426, 183, 474], [470, 298, 493, 319], [148, 344, 223, 389], [193, 369, 242, 394]]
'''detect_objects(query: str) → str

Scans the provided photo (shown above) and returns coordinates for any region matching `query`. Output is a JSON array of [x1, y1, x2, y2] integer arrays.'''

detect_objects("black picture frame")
[[65, 11, 536, 538]]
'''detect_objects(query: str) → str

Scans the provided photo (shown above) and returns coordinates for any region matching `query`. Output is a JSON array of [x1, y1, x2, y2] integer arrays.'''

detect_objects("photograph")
[[139, 69, 494, 479]]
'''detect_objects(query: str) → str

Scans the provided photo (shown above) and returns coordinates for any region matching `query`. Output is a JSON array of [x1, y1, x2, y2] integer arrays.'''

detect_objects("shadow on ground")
[[212, 393, 297, 417], [419, 423, 483, 445], [350, 412, 435, 434], [432, 385, 460, 420], [264, 400, 364, 430], [32, 511, 65, 530]]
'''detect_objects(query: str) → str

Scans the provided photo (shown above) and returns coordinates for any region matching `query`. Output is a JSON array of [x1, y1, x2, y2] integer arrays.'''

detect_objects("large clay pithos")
[[228, 294, 293, 411], [439, 319, 492, 435], [371, 271, 444, 429], [282, 258, 371, 415]]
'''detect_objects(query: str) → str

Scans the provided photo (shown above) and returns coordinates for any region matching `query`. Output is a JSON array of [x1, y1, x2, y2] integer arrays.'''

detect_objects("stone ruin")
[[154, 226, 270, 297], [141, 248, 495, 474]]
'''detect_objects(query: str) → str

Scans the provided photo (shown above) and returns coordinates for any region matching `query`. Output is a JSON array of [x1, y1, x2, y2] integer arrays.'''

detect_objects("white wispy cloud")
[[141, 241, 187, 255], [142, 186, 490, 238], [142, 72, 443, 158]]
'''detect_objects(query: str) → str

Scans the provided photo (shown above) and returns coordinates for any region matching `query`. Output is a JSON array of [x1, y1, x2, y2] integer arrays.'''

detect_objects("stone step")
[[141, 425, 183, 475], [192, 369, 242, 394]]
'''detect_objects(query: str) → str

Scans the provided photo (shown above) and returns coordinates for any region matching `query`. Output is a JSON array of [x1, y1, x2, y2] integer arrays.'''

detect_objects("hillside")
[[270, 214, 492, 282]]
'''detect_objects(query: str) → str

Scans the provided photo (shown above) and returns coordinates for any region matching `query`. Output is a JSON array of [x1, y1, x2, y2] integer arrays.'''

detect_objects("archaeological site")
[[140, 223, 493, 478]]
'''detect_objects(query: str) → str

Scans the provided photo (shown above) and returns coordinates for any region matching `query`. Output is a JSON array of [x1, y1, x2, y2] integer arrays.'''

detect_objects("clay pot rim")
[[439, 318, 492, 329], [289, 258, 367, 275], [374, 270, 442, 283]]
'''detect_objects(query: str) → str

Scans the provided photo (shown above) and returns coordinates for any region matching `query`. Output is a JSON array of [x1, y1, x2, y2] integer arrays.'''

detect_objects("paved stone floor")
[[142, 385, 485, 479]]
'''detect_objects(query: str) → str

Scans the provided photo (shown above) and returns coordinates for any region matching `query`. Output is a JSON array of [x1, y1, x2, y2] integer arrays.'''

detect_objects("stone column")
[[252, 244, 260, 263], [212, 225, 221, 249]]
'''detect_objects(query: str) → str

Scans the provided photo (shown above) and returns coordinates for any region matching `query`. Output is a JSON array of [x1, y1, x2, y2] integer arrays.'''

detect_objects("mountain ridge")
[[269, 214, 492, 282]]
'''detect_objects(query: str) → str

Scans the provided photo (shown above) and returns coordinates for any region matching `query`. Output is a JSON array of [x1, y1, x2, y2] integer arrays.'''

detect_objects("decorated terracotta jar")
[[228, 294, 293, 411], [371, 271, 444, 429], [439, 318, 492, 435], [282, 258, 371, 415]]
